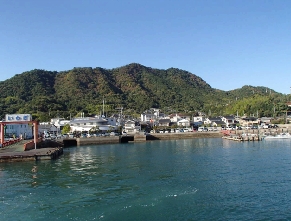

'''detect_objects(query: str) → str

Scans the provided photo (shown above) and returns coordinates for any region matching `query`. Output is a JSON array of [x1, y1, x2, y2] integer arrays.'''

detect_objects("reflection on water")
[[1, 138, 291, 220]]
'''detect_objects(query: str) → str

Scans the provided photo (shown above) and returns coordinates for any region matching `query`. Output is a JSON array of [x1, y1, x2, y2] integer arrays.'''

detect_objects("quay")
[[0, 132, 222, 162], [2, 130, 270, 162], [0, 147, 63, 162], [0, 139, 63, 162], [65, 132, 223, 146]]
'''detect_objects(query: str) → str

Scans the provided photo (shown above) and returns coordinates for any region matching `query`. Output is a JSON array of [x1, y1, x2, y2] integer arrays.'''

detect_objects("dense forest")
[[0, 63, 290, 122]]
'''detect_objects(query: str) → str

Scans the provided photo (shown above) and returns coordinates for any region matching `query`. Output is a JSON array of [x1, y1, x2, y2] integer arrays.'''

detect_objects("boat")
[[264, 133, 291, 140]]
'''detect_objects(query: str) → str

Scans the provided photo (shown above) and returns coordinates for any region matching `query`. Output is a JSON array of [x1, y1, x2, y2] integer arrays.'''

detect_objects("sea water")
[[1, 138, 291, 220]]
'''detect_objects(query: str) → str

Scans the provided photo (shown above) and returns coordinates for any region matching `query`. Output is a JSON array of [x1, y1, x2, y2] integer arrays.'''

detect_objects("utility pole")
[[102, 95, 105, 117]]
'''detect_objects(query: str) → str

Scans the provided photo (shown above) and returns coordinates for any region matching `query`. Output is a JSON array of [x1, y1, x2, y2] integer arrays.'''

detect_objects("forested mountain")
[[0, 63, 289, 121]]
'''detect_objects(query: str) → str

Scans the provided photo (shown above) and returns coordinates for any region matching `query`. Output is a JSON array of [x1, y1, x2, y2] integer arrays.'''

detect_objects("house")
[[260, 117, 271, 125], [240, 116, 260, 126], [158, 119, 171, 127], [124, 120, 141, 134], [69, 116, 118, 133], [169, 113, 191, 123], [193, 116, 204, 126], [140, 113, 157, 122], [204, 117, 225, 127], [177, 119, 190, 127], [221, 116, 237, 127]]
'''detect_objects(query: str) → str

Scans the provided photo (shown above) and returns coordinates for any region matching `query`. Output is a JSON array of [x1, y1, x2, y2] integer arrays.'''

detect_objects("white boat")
[[264, 133, 291, 140]]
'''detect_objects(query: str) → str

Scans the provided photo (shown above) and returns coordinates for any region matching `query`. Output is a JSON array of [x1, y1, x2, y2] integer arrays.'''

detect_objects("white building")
[[69, 116, 118, 132], [124, 120, 141, 134], [177, 119, 190, 127], [3, 114, 33, 139]]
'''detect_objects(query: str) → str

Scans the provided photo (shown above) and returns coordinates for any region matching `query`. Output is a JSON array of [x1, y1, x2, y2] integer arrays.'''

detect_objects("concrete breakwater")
[[0, 132, 222, 162], [146, 132, 222, 140], [0, 147, 63, 162], [63, 132, 223, 147]]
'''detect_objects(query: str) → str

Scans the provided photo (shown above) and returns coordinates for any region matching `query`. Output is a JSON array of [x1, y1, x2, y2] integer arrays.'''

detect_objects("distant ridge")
[[0, 63, 281, 120]]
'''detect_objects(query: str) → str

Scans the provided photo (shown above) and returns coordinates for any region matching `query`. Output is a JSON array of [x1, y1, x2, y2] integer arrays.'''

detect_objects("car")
[[62, 134, 68, 138], [50, 134, 57, 139], [208, 127, 213, 131], [68, 133, 74, 138], [268, 124, 279, 128], [198, 127, 204, 132], [198, 127, 208, 132], [81, 134, 87, 138], [110, 132, 119, 136]]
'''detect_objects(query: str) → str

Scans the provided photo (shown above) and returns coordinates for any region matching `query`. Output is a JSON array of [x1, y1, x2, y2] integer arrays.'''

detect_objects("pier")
[[1, 130, 262, 162], [0, 138, 63, 162], [222, 134, 263, 141], [0, 146, 63, 162]]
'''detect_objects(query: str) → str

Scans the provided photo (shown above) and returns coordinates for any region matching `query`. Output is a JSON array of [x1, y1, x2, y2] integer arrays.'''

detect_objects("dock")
[[0, 139, 63, 162], [221, 130, 263, 141], [0, 147, 63, 162], [222, 134, 262, 141]]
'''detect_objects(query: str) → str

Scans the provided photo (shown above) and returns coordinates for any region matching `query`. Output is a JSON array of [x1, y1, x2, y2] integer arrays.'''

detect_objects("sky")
[[1, 0, 291, 94]]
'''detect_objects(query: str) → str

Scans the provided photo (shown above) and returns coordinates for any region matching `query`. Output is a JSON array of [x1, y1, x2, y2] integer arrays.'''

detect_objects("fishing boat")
[[264, 133, 291, 140]]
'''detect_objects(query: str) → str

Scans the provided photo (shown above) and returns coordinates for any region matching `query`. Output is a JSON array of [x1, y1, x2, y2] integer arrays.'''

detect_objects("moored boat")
[[264, 133, 291, 140]]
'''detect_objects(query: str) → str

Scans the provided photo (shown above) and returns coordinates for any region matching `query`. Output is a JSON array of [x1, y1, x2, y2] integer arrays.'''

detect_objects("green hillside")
[[0, 63, 289, 121]]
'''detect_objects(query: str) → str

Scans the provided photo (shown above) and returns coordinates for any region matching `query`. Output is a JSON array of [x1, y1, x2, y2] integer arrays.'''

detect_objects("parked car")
[[198, 127, 204, 132], [268, 124, 279, 128], [50, 134, 57, 139], [68, 133, 74, 138], [198, 127, 208, 132]]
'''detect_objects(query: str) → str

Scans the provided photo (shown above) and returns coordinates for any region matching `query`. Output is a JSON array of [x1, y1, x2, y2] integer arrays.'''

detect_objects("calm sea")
[[1, 138, 291, 221]]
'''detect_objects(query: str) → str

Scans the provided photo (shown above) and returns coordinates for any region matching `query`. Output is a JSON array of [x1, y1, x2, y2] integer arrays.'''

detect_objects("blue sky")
[[1, 0, 291, 94]]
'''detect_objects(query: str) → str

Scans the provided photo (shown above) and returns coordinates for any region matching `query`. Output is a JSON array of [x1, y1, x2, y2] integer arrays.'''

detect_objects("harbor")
[[1, 127, 290, 162], [0, 132, 222, 162]]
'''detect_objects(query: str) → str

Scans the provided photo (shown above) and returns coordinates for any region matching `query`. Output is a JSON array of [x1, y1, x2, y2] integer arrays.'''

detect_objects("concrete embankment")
[[65, 132, 222, 146], [0, 146, 63, 162], [0, 139, 64, 162], [146, 132, 222, 140], [0, 132, 222, 162]]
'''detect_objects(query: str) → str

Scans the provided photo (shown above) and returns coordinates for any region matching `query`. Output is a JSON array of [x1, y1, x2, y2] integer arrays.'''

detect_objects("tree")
[[62, 124, 71, 134]]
